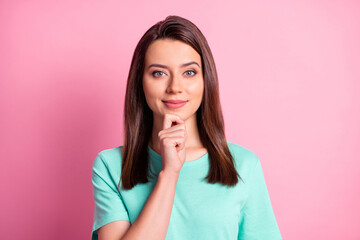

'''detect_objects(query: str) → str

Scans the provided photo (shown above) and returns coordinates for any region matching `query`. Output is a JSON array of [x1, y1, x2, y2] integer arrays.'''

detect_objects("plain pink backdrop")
[[1, 0, 359, 239]]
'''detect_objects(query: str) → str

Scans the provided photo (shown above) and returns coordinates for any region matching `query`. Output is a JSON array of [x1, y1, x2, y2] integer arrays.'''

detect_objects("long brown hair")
[[120, 15, 241, 190]]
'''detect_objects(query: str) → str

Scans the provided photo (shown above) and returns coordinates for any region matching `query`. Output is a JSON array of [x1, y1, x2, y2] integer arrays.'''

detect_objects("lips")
[[163, 100, 187, 104], [162, 99, 188, 109]]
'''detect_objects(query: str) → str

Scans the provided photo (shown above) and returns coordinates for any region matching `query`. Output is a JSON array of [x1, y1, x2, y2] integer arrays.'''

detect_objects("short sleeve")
[[91, 152, 130, 240], [238, 158, 282, 240]]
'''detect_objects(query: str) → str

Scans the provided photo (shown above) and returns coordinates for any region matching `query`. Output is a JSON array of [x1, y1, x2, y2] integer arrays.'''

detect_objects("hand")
[[158, 113, 187, 175]]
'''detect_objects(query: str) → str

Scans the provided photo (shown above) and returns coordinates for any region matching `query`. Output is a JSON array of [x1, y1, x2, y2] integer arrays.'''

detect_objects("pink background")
[[1, 1, 359, 239]]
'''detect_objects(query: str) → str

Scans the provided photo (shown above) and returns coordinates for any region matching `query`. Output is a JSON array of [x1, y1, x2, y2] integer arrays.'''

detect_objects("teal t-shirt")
[[91, 141, 282, 239]]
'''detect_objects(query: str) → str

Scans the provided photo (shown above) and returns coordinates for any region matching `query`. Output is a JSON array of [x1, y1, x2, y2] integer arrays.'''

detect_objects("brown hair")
[[120, 15, 242, 190]]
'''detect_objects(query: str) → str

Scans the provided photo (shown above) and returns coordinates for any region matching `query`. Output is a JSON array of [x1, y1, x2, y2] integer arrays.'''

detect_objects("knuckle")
[[180, 129, 185, 136]]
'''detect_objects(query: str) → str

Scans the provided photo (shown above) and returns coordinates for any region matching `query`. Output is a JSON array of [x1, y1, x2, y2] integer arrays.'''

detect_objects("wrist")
[[159, 169, 180, 180]]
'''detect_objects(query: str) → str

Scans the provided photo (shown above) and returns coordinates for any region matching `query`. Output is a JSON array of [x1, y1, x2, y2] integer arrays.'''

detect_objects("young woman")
[[91, 15, 282, 240]]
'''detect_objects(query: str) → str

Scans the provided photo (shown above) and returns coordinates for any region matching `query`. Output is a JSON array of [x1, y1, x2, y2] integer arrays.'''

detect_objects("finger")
[[159, 129, 186, 140], [162, 113, 184, 130], [161, 124, 187, 147], [163, 136, 185, 150], [158, 123, 185, 136]]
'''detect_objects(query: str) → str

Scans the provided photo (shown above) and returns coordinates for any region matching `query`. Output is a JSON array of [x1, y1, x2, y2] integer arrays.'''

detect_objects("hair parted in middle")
[[120, 15, 242, 190]]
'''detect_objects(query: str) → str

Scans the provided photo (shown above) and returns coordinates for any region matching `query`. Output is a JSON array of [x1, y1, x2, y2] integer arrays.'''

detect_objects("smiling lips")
[[162, 100, 188, 109]]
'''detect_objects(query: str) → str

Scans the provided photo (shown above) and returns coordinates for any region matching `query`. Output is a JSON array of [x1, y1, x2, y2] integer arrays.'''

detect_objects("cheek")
[[188, 80, 204, 99], [143, 78, 153, 95], [143, 80, 161, 105]]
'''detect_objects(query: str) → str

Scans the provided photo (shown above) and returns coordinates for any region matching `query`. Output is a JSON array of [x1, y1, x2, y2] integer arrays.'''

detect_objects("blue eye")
[[152, 71, 165, 77], [185, 70, 196, 76]]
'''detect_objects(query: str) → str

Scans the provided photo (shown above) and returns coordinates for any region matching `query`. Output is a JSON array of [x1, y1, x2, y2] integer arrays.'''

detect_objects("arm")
[[238, 158, 282, 240], [121, 170, 179, 240], [99, 114, 186, 240], [98, 170, 179, 240]]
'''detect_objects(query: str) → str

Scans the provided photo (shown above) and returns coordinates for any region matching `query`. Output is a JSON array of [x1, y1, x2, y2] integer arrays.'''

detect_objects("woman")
[[91, 15, 282, 240]]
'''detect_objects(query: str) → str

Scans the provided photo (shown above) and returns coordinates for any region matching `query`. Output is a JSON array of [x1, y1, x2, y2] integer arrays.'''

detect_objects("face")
[[142, 38, 204, 122]]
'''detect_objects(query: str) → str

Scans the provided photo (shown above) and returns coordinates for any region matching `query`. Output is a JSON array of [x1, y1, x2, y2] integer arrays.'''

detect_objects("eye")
[[184, 70, 197, 76], [152, 71, 166, 78]]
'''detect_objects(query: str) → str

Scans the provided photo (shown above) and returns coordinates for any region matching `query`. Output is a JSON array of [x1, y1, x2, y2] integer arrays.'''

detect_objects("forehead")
[[144, 39, 201, 67]]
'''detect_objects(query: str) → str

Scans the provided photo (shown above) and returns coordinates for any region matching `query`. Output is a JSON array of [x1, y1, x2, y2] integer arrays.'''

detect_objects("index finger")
[[162, 113, 184, 130]]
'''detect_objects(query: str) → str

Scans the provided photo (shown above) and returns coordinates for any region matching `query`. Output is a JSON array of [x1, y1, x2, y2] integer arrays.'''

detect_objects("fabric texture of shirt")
[[91, 141, 282, 239]]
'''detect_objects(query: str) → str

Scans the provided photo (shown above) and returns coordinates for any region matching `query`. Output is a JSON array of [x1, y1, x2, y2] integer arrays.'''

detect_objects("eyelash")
[[152, 70, 197, 78]]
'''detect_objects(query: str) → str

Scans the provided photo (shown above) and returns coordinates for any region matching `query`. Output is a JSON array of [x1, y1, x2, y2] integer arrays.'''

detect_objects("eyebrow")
[[147, 61, 200, 70]]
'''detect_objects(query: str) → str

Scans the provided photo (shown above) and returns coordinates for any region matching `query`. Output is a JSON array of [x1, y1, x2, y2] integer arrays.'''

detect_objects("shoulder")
[[92, 146, 124, 178], [226, 141, 260, 179]]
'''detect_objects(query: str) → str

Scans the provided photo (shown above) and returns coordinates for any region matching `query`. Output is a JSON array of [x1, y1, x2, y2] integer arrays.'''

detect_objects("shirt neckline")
[[147, 145, 209, 167]]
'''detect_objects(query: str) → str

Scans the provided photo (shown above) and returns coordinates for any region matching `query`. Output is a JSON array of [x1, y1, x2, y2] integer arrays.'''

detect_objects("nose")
[[166, 74, 183, 94]]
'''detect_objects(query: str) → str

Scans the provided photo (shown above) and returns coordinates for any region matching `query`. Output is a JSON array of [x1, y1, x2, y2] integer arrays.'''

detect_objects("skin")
[[143, 38, 208, 167], [98, 38, 209, 240]]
